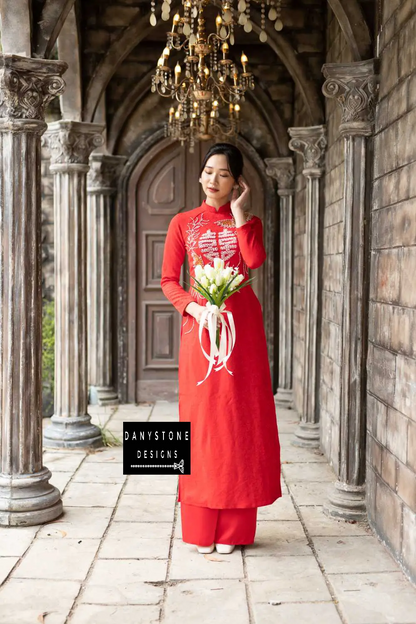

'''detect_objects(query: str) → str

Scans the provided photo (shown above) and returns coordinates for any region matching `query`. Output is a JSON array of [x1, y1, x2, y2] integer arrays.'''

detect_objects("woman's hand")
[[185, 302, 210, 329], [230, 175, 250, 217]]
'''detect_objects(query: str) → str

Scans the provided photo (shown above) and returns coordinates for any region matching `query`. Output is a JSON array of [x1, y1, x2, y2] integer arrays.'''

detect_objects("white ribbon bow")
[[196, 301, 236, 386]]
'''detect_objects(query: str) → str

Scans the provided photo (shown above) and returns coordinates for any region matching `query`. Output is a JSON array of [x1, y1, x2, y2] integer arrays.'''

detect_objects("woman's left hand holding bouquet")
[[185, 301, 210, 330]]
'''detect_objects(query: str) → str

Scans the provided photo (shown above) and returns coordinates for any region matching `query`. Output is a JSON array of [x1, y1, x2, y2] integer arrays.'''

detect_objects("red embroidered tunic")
[[161, 199, 282, 509]]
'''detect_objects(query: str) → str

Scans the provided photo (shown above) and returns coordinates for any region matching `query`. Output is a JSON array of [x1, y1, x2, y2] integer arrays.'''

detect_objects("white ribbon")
[[196, 301, 236, 386]]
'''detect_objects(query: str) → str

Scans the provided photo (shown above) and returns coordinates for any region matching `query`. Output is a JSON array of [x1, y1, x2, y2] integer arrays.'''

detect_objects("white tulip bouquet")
[[184, 258, 256, 385]]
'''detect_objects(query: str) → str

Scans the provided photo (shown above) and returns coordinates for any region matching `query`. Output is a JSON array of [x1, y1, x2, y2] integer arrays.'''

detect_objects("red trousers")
[[180, 502, 258, 546]]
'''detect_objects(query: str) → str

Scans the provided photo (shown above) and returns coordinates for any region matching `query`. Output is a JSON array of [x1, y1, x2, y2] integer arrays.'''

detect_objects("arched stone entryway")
[[121, 134, 275, 402]]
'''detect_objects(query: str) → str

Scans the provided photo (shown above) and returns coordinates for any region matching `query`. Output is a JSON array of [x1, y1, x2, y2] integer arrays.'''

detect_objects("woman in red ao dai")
[[161, 143, 282, 555]]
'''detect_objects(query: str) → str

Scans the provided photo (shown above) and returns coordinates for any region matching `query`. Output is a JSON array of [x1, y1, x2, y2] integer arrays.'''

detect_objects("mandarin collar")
[[202, 199, 232, 214]]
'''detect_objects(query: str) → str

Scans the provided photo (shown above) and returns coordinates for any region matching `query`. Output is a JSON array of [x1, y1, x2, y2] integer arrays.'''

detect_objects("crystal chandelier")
[[150, 0, 285, 41], [150, 0, 284, 147], [165, 99, 241, 152]]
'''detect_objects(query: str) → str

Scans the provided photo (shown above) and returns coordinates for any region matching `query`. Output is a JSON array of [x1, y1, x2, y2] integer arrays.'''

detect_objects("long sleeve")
[[161, 213, 195, 317], [235, 215, 267, 269]]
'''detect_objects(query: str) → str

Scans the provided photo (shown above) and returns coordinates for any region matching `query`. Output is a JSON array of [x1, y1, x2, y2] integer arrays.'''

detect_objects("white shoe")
[[215, 543, 235, 554], [196, 542, 215, 554]]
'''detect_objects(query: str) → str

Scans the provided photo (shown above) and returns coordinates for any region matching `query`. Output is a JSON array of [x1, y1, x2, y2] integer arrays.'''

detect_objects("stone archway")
[[115, 132, 276, 403]]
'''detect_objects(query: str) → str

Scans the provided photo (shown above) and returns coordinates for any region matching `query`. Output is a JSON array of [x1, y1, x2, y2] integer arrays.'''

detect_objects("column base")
[[0, 467, 63, 527], [291, 421, 320, 448], [89, 385, 119, 406], [43, 414, 103, 449], [274, 388, 293, 408], [323, 480, 367, 522]]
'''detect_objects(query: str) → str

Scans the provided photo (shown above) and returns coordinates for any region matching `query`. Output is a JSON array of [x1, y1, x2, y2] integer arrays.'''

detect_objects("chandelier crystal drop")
[[150, 0, 284, 40]]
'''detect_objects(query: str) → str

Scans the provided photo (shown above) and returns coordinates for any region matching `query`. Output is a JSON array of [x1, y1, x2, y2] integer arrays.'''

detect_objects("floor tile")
[[12, 538, 99, 580], [113, 494, 176, 522], [99, 522, 172, 559], [80, 560, 166, 605], [124, 475, 178, 495], [49, 471, 73, 493], [257, 495, 299, 521], [163, 579, 249, 624], [37, 507, 112, 540], [170, 538, 244, 580], [300, 506, 372, 537], [245, 520, 311, 557], [314, 536, 400, 574], [328, 572, 416, 624], [68, 604, 160, 624], [82, 449, 124, 464], [0, 578, 80, 624], [289, 481, 333, 506], [0, 557, 18, 585], [282, 462, 336, 482], [43, 451, 86, 472], [72, 462, 126, 484], [247, 556, 332, 601], [0, 526, 38, 557], [252, 601, 342, 624], [63, 482, 123, 507], [280, 445, 328, 463]]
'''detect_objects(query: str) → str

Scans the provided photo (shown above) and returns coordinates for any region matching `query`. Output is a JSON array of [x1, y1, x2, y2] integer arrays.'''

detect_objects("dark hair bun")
[[199, 142, 244, 182]]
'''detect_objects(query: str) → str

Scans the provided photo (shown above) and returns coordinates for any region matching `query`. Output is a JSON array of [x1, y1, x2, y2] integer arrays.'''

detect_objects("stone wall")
[[41, 146, 54, 301], [318, 10, 355, 471], [41, 108, 60, 301], [367, 0, 416, 583], [292, 88, 308, 416]]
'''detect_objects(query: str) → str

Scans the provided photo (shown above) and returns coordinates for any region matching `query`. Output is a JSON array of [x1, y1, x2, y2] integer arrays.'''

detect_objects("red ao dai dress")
[[161, 199, 282, 546]]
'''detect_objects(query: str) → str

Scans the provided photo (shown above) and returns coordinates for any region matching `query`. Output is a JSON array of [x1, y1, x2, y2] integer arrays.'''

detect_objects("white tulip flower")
[[214, 257, 225, 271], [215, 273, 224, 287], [210, 283, 218, 294], [204, 264, 215, 280], [201, 276, 209, 288], [195, 265, 204, 279]]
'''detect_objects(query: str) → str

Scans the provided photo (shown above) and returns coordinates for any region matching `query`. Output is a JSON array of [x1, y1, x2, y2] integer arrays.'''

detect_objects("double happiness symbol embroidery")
[[199, 229, 238, 262]]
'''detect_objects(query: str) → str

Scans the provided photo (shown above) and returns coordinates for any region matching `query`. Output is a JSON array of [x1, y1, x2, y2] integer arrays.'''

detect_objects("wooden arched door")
[[127, 137, 265, 402]]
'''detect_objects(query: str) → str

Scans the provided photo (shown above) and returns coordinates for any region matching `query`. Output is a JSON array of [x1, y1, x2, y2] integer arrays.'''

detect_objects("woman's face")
[[199, 153, 237, 204]]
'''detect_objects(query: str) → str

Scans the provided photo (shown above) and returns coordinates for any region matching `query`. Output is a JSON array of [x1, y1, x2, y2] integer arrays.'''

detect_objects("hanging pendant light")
[[151, 0, 282, 148]]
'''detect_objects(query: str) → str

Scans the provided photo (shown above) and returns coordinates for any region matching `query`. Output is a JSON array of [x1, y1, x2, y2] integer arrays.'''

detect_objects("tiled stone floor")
[[0, 401, 415, 624]]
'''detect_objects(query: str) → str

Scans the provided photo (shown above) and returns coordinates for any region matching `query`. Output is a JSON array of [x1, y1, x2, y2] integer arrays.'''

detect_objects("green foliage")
[[100, 428, 122, 447], [95, 420, 122, 447], [42, 299, 55, 416], [42, 299, 55, 388]]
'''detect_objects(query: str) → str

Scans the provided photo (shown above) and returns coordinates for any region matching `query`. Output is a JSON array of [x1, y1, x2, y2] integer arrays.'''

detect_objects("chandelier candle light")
[[185, 257, 256, 385], [150, 0, 284, 149]]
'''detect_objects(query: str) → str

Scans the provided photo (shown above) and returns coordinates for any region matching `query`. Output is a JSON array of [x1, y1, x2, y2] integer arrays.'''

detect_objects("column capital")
[[0, 54, 67, 122], [44, 120, 105, 170], [87, 154, 127, 194], [322, 59, 379, 137], [288, 125, 326, 178], [264, 157, 295, 196]]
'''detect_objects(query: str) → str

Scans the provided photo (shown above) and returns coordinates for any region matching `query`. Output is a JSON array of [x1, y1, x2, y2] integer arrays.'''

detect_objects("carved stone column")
[[265, 157, 295, 408], [43, 121, 105, 449], [87, 154, 126, 405], [0, 55, 67, 525], [322, 59, 378, 521], [288, 126, 327, 447]]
